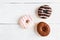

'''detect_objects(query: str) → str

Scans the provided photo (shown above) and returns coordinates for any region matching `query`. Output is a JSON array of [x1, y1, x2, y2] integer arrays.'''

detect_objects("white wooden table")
[[0, 0, 60, 40]]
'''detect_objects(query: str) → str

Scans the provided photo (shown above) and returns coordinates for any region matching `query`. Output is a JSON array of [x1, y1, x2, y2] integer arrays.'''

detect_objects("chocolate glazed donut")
[[38, 5, 52, 19], [37, 22, 50, 36]]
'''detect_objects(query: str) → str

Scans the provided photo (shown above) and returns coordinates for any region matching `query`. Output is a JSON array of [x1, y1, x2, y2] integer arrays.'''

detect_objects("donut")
[[18, 15, 33, 29], [37, 22, 50, 36], [37, 5, 52, 19]]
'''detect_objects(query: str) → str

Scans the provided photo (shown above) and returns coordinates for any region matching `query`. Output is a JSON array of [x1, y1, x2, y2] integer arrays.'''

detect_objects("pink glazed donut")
[[18, 15, 33, 29]]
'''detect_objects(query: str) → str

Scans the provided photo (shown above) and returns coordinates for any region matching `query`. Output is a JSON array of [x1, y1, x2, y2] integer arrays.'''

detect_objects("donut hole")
[[26, 20, 29, 23], [43, 10, 48, 13], [42, 27, 47, 32]]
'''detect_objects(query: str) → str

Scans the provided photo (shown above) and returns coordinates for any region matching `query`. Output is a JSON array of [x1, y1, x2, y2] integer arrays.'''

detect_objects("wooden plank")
[[0, 3, 60, 24], [0, 23, 56, 40], [0, 0, 57, 4]]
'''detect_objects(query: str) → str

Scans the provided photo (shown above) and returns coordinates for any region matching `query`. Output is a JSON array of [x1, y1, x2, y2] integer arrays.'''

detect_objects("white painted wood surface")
[[0, 0, 58, 4], [0, 2, 60, 40]]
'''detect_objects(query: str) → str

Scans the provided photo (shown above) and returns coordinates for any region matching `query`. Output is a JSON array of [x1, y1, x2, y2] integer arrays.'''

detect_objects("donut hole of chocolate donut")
[[26, 20, 29, 23], [42, 27, 47, 32]]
